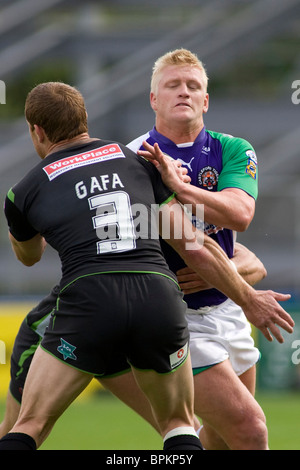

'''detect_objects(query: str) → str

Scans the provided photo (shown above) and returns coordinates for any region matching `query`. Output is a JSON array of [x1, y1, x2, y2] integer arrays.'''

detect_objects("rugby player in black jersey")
[[0, 82, 294, 450]]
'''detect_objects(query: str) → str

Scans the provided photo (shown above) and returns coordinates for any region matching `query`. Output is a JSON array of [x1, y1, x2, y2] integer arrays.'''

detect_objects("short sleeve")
[[217, 136, 258, 200], [4, 190, 38, 241]]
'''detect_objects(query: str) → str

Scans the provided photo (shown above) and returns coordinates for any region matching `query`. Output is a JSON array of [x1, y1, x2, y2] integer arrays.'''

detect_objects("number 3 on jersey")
[[88, 191, 136, 254]]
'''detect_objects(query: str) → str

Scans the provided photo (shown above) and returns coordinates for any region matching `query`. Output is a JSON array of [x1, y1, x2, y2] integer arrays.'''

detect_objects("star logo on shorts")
[[57, 338, 77, 361]]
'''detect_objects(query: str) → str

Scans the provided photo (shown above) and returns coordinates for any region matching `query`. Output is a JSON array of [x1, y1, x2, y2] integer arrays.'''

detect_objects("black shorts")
[[9, 287, 60, 403], [9, 283, 131, 403], [41, 272, 189, 376]]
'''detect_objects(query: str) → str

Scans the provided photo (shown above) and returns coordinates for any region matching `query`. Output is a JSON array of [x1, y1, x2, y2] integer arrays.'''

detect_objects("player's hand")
[[138, 141, 191, 191], [176, 267, 211, 294], [172, 160, 191, 183], [242, 290, 294, 343]]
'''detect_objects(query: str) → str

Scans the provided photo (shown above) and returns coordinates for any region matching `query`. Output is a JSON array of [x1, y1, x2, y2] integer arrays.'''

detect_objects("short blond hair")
[[151, 48, 208, 94]]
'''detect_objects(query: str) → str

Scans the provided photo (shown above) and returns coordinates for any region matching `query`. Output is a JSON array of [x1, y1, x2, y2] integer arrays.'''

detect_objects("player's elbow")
[[233, 212, 253, 232], [10, 233, 46, 267], [230, 196, 255, 232], [259, 264, 268, 280], [17, 253, 42, 266], [22, 260, 36, 267], [23, 258, 41, 267]]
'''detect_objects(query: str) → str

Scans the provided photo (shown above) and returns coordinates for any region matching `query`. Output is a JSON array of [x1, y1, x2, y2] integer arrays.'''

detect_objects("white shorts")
[[186, 298, 260, 376]]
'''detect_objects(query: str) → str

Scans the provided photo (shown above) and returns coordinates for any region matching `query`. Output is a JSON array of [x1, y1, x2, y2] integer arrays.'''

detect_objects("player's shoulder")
[[127, 131, 151, 153], [206, 129, 254, 152], [12, 159, 44, 197]]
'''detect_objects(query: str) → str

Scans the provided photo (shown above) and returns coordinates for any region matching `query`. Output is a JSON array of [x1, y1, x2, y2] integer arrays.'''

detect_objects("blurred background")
[[0, 0, 300, 410]]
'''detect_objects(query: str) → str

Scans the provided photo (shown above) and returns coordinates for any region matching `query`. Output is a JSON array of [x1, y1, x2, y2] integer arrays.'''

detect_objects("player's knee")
[[248, 416, 268, 449], [231, 414, 268, 450]]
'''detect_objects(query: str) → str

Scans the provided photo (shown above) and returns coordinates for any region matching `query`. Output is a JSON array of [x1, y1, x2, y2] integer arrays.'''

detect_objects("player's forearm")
[[9, 232, 46, 266], [233, 242, 267, 286], [138, 141, 254, 231], [175, 183, 253, 231], [165, 220, 253, 308], [183, 239, 254, 308], [160, 199, 252, 305]]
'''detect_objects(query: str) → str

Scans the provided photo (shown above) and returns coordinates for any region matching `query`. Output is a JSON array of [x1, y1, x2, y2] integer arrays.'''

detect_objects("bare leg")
[[0, 362, 200, 445], [8, 348, 199, 450], [9, 347, 92, 448], [130, 355, 195, 438], [195, 360, 268, 450], [0, 391, 20, 438], [99, 372, 160, 432], [100, 371, 201, 434]]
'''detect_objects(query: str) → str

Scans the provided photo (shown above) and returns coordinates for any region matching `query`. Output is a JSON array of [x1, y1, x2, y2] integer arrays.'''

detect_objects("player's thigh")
[[99, 372, 159, 431], [193, 359, 264, 429], [131, 354, 195, 435], [16, 346, 92, 431], [238, 364, 256, 396]]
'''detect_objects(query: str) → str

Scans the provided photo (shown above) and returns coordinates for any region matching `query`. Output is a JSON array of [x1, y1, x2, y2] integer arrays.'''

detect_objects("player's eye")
[[167, 83, 178, 88], [188, 82, 200, 90]]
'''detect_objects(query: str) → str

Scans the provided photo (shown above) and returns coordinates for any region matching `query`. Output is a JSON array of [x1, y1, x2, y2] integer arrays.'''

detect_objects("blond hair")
[[25, 82, 88, 143], [151, 48, 208, 94]]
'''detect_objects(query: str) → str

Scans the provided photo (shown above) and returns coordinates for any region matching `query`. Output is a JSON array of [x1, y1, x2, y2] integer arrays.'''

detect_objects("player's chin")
[[172, 110, 194, 121]]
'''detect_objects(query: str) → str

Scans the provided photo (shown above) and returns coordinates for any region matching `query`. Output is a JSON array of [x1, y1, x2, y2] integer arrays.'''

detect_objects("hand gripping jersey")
[[128, 126, 258, 308], [4, 139, 176, 289]]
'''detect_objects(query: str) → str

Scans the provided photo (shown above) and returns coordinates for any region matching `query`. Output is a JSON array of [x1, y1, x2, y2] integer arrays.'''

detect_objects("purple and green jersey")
[[127, 126, 258, 308]]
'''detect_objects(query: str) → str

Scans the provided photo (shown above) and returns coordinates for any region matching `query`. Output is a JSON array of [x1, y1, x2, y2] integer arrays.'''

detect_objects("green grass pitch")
[[1, 390, 298, 450]]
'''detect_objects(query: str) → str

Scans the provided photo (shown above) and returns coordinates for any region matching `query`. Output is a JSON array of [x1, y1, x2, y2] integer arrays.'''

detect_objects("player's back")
[[7, 139, 175, 287]]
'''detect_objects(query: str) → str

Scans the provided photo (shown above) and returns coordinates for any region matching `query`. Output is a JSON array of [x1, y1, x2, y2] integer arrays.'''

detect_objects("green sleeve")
[[209, 131, 258, 200]]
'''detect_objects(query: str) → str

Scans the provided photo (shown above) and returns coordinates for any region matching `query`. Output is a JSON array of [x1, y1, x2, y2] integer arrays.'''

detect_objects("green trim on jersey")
[[160, 192, 176, 207], [206, 130, 258, 200], [7, 187, 15, 203], [59, 270, 180, 295]]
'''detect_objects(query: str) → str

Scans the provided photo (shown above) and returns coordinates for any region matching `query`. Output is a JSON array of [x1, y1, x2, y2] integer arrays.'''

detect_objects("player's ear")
[[150, 92, 157, 112], [203, 93, 209, 114], [34, 125, 46, 143]]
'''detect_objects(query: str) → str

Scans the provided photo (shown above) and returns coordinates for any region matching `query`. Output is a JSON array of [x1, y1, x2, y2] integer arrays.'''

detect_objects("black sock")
[[0, 432, 37, 450], [164, 434, 203, 451]]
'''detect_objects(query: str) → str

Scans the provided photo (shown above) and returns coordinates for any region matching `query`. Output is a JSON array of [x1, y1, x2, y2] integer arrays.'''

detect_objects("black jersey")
[[4, 139, 176, 288]]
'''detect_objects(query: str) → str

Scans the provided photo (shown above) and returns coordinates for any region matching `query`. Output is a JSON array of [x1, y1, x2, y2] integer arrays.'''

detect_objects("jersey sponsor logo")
[[43, 144, 125, 181], [169, 342, 188, 369], [197, 166, 219, 190], [245, 150, 257, 179]]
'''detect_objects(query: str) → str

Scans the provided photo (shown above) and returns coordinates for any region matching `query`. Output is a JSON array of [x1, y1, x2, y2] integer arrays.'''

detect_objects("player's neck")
[[155, 120, 204, 145], [46, 133, 99, 157]]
